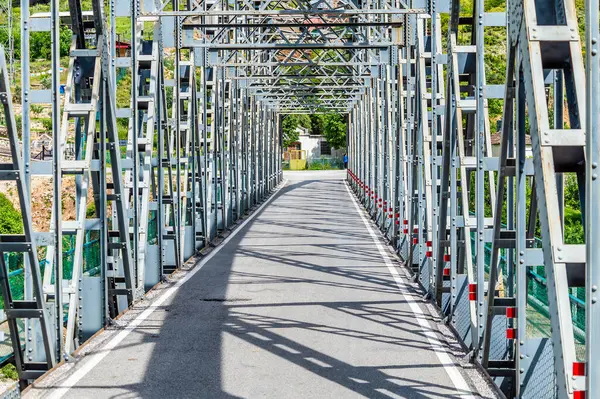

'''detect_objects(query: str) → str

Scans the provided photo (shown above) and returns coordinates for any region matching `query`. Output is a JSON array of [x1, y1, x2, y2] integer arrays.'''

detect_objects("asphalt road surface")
[[27, 170, 493, 399]]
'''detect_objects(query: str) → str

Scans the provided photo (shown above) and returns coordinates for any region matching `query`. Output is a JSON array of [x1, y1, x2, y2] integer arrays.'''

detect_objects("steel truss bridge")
[[0, 0, 599, 397]]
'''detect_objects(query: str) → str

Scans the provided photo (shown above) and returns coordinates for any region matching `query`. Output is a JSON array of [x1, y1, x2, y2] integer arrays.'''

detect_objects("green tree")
[[281, 114, 311, 148], [310, 114, 325, 135], [322, 113, 347, 149], [563, 174, 585, 244], [564, 207, 584, 244], [27, 26, 72, 60], [295, 114, 311, 130], [59, 26, 73, 56], [30, 32, 51, 60]]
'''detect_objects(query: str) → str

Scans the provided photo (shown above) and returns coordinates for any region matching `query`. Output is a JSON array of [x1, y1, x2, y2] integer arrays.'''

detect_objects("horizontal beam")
[[183, 22, 403, 28], [253, 90, 365, 94], [145, 8, 425, 17], [276, 108, 352, 113], [247, 85, 367, 90], [186, 42, 396, 49], [237, 75, 368, 79], [209, 62, 383, 67]]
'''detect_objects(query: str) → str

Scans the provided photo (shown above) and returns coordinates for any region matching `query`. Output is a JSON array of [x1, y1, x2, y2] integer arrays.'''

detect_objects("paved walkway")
[[27, 171, 492, 399]]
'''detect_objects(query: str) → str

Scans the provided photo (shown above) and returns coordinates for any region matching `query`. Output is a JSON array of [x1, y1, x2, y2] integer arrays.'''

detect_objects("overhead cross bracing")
[[0, 0, 599, 398], [165, 0, 421, 114]]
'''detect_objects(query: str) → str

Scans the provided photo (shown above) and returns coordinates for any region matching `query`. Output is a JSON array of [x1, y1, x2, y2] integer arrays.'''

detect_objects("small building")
[[490, 132, 532, 157], [288, 126, 344, 163], [30, 10, 96, 31], [32, 134, 52, 151], [115, 40, 131, 57]]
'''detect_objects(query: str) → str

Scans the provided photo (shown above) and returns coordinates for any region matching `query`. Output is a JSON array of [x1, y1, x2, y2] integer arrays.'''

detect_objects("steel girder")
[[0, 0, 597, 396], [585, 0, 600, 396], [0, 0, 281, 384], [0, 46, 56, 379], [348, 0, 597, 398]]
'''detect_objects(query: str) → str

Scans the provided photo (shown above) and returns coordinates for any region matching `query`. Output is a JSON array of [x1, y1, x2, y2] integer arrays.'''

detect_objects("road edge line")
[[343, 180, 477, 398], [44, 180, 288, 398]]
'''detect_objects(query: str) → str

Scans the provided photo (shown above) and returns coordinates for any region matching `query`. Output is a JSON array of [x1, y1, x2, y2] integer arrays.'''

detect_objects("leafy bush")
[[564, 207, 584, 244], [563, 174, 584, 244], [86, 201, 96, 218], [564, 173, 583, 209], [40, 74, 52, 89], [31, 104, 44, 115], [1, 364, 19, 380], [30, 32, 51, 60], [117, 118, 129, 141], [0, 193, 23, 235], [116, 72, 132, 108], [308, 161, 332, 170], [41, 117, 53, 131], [0, 28, 21, 60], [60, 26, 73, 56], [307, 158, 342, 170], [27, 26, 72, 60], [14, 114, 22, 136]]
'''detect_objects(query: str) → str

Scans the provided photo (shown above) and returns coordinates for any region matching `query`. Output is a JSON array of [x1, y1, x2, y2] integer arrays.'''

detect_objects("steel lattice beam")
[[0, 0, 596, 397]]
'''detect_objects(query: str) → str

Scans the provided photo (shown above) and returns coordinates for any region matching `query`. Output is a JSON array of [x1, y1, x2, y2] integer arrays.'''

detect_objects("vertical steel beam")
[[586, 0, 600, 394], [50, 0, 64, 361]]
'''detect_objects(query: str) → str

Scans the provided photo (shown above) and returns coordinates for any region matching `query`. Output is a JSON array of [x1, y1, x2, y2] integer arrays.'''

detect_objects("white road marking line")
[[343, 181, 477, 398], [44, 181, 288, 399]]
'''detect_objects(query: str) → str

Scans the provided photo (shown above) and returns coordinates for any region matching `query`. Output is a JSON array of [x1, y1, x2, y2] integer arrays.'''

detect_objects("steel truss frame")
[[0, 0, 597, 396], [348, 0, 599, 398], [0, 0, 281, 384]]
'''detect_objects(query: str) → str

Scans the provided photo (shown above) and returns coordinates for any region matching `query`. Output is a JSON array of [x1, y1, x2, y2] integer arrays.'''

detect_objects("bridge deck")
[[27, 171, 494, 399]]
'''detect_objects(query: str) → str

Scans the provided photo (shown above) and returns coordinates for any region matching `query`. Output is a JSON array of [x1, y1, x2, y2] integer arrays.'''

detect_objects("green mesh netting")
[[1, 233, 102, 308], [470, 233, 586, 360], [1, 213, 159, 310]]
